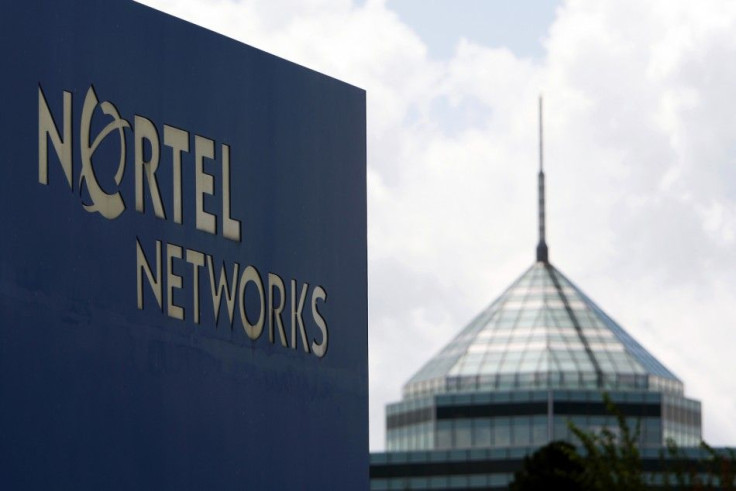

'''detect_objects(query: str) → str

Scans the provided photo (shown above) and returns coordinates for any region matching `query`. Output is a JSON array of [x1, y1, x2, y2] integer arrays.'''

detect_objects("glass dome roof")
[[403, 261, 683, 400]]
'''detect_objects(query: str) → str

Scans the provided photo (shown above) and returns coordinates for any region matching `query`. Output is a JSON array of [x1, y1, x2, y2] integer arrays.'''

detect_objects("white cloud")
[[138, 0, 736, 450]]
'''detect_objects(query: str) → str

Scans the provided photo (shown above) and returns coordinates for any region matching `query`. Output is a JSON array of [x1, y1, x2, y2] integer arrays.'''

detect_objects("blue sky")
[[138, 0, 736, 452], [388, 0, 559, 59]]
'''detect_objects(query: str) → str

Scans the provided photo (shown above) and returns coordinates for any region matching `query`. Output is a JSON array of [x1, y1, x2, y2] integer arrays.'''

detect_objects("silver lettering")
[[239, 265, 265, 340], [291, 280, 310, 353], [164, 125, 189, 224], [194, 135, 216, 235], [79, 86, 128, 219], [268, 273, 287, 346], [311, 286, 328, 358], [38, 86, 72, 187], [186, 249, 205, 324], [39, 86, 244, 237], [136, 238, 162, 310], [166, 243, 184, 320], [207, 255, 238, 326], [135, 115, 165, 218], [221, 144, 241, 242]]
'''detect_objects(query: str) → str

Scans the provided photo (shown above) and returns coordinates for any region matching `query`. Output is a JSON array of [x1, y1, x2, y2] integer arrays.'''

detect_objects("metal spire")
[[536, 96, 549, 263]]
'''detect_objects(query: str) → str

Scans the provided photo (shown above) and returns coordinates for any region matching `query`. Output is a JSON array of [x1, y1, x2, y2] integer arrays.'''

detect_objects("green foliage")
[[662, 439, 736, 490], [700, 440, 736, 490], [567, 393, 645, 491], [510, 393, 736, 490], [661, 438, 689, 489], [509, 441, 585, 491]]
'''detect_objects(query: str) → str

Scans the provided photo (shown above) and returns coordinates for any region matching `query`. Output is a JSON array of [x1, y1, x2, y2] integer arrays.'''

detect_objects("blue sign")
[[0, 0, 367, 488]]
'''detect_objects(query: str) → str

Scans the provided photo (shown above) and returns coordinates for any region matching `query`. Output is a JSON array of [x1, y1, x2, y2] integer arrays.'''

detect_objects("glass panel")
[[436, 421, 452, 450], [532, 419, 548, 445], [473, 419, 491, 448], [494, 417, 511, 447], [455, 420, 472, 448], [512, 417, 531, 446]]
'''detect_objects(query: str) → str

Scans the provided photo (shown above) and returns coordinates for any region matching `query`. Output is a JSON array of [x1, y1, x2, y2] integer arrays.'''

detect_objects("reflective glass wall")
[[387, 390, 700, 451]]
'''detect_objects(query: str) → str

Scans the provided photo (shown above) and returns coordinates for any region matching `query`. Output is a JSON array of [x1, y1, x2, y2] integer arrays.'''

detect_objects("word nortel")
[[37, 84, 328, 358], [38, 85, 240, 238]]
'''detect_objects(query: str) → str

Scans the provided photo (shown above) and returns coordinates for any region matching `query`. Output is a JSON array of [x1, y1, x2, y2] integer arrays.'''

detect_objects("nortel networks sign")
[[1, 0, 366, 488], [38, 85, 328, 357]]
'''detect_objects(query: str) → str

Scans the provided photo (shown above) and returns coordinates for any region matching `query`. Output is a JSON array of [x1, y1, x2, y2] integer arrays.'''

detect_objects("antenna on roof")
[[536, 95, 549, 263]]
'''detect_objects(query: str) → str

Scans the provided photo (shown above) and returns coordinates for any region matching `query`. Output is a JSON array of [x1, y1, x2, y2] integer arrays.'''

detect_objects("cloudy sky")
[[136, 0, 736, 451]]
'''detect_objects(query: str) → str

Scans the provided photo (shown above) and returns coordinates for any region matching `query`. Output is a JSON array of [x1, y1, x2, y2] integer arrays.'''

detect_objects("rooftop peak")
[[536, 96, 549, 263]]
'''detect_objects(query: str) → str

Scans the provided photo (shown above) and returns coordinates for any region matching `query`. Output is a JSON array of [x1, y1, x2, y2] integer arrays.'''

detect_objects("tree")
[[511, 394, 644, 490], [509, 441, 585, 491], [512, 393, 736, 489], [661, 439, 736, 490], [699, 441, 736, 490], [566, 393, 645, 490]]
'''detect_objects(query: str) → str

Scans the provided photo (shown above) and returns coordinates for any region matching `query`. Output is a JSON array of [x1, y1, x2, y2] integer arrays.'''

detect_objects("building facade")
[[385, 261, 701, 455], [370, 99, 708, 490], [371, 261, 703, 490]]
